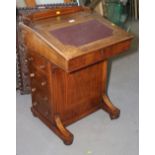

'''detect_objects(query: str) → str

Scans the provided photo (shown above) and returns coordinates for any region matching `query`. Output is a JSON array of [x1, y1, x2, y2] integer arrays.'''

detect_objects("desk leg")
[[101, 60, 120, 119], [54, 114, 74, 145], [31, 107, 73, 145]]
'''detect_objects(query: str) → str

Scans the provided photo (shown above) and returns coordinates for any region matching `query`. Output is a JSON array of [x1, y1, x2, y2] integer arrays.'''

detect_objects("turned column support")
[[101, 60, 120, 119]]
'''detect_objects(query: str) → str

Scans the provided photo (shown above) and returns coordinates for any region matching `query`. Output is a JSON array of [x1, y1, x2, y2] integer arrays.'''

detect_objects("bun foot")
[[109, 108, 120, 120], [63, 138, 74, 145]]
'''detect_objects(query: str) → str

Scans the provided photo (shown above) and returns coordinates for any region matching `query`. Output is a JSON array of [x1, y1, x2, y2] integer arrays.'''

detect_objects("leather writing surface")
[[50, 20, 113, 46]]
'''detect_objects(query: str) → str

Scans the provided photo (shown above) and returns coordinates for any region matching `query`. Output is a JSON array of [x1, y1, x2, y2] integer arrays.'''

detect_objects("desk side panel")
[[20, 23, 68, 71], [51, 62, 103, 126]]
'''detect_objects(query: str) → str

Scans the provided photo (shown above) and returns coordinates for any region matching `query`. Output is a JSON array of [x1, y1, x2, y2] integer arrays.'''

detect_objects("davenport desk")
[[20, 6, 133, 145]]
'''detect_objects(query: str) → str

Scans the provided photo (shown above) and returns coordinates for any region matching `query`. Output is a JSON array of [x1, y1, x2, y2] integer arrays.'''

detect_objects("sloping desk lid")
[[50, 19, 113, 47], [20, 8, 133, 72]]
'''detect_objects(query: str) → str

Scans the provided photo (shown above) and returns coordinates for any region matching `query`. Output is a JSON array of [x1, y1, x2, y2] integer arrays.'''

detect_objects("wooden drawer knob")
[[31, 88, 36, 92], [33, 102, 37, 106], [41, 81, 46, 86], [30, 73, 35, 77]]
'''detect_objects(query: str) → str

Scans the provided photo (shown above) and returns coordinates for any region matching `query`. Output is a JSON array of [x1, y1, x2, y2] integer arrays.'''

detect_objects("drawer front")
[[27, 51, 48, 74], [68, 39, 132, 72], [32, 91, 51, 120], [30, 70, 48, 93]]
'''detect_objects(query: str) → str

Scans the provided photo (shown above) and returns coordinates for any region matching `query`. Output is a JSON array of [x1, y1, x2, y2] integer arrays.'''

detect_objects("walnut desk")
[[20, 6, 133, 145]]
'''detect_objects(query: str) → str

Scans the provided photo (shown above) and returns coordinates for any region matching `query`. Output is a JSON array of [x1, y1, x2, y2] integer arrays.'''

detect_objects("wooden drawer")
[[32, 91, 51, 121], [30, 70, 49, 95], [27, 51, 48, 73], [68, 39, 132, 72]]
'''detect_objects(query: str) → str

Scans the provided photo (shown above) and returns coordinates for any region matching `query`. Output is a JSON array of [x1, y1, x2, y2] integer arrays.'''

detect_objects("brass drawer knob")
[[30, 73, 35, 77], [56, 11, 61, 15]]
